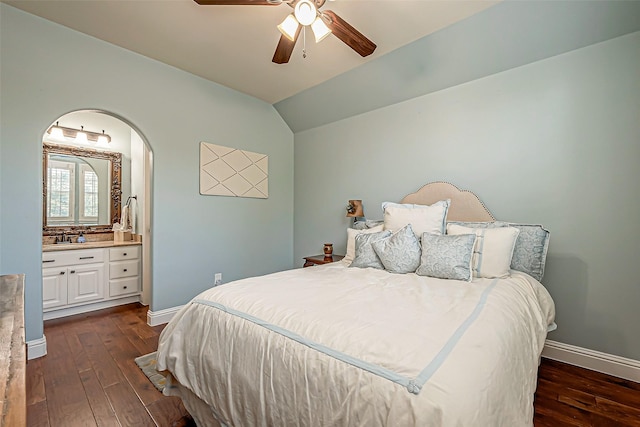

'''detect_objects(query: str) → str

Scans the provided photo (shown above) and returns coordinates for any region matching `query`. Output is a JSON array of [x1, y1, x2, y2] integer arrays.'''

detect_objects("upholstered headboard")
[[400, 182, 495, 222]]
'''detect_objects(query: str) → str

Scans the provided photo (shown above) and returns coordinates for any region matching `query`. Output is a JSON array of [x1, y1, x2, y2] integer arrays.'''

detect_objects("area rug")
[[134, 351, 166, 392]]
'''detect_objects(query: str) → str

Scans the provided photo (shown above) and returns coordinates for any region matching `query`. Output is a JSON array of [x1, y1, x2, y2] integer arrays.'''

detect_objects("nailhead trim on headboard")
[[400, 181, 495, 222]]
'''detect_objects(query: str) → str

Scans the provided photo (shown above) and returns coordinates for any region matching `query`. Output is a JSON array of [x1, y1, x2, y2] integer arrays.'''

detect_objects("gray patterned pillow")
[[447, 221, 550, 281], [349, 230, 392, 269], [416, 233, 477, 281], [371, 224, 422, 273]]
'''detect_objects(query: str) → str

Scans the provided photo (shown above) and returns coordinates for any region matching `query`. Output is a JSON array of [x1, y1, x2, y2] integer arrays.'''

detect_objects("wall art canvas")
[[200, 142, 268, 198]]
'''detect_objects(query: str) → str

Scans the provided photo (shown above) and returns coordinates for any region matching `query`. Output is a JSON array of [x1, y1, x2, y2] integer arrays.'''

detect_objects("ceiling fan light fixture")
[[294, 0, 316, 26], [277, 14, 300, 41], [311, 16, 331, 43]]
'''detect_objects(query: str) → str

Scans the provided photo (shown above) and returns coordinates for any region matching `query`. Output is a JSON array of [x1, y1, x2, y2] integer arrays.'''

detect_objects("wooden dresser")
[[0, 274, 26, 426]]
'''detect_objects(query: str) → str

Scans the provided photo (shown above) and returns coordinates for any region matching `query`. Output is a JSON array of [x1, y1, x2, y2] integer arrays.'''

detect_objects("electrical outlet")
[[214, 273, 222, 286]]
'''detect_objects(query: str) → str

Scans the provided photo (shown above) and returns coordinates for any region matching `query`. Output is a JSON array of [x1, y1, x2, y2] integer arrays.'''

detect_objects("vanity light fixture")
[[47, 122, 112, 144], [75, 126, 88, 144], [48, 122, 65, 139], [97, 130, 110, 145]]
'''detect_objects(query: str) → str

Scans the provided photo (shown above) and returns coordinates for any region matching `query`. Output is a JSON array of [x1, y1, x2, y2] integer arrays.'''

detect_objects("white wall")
[[0, 5, 294, 342], [294, 32, 640, 361]]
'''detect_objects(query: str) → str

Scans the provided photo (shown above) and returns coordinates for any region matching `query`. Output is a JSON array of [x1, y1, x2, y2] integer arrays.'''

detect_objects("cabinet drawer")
[[109, 260, 139, 279], [109, 277, 139, 297], [42, 248, 105, 268], [109, 246, 140, 261]]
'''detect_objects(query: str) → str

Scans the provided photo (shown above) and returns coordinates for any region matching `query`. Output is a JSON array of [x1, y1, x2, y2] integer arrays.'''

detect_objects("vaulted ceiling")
[[4, 0, 499, 104]]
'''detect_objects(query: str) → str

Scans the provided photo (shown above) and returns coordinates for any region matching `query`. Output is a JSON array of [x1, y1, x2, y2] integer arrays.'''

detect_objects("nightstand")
[[303, 254, 345, 268]]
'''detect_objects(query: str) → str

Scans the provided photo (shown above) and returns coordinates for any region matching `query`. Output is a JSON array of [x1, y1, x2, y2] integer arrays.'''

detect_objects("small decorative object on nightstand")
[[303, 254, 345, 267], [323, 243, 333, 257]]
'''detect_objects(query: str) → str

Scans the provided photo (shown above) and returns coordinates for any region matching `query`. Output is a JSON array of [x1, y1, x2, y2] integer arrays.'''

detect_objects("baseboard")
[[542, 339, 640, 382], [27, 335, 47, 360], [43, 295, 141, 321], [147, 305, 184, 326]]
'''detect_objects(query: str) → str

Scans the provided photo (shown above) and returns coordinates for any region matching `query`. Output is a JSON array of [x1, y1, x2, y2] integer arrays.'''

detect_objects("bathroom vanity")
[[42, 241, 142, 320]]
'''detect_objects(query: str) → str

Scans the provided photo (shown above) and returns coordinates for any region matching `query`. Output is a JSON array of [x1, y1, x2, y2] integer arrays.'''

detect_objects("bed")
[[156, 182, 556, 426]]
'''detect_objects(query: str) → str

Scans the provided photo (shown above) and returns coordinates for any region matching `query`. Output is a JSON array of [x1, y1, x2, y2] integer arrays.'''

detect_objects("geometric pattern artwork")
[[199, 142, 268, 198]]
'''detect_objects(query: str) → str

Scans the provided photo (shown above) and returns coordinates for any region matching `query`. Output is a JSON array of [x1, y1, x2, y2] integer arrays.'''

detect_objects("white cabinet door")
[[67, 264, 105, 305], [43, 268, 68, 310]]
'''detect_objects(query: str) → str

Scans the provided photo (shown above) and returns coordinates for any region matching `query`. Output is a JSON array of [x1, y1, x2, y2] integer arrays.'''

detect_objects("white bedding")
[[157, 262, 555, 426]]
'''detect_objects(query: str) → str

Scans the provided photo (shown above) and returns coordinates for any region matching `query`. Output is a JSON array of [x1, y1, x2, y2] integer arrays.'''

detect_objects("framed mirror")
[[43, 142, 122, 234]]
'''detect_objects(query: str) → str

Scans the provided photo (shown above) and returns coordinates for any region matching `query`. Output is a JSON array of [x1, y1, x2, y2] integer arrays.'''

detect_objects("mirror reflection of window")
[[47, 156, 100, 225], [80, 164, 98, 221], [47, 160, 75, 222]]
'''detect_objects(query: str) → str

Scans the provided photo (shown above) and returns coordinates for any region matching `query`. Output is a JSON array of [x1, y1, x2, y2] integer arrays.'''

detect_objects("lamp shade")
[[311, 16, 331, 43], [277, 14, 300, 41], [346, 200, 364, 217], [47, 122, 65, 140], [75, 127, 88, 144]]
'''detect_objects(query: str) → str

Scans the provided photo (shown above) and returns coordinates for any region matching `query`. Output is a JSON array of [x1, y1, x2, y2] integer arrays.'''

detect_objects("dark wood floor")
[[534, 359, 640, 426], [26, 303, 194, 427], [26, 303, 640, 427]]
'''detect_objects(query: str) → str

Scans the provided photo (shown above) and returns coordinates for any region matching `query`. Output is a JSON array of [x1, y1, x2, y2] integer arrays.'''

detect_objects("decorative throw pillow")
[[344, 224, 385, 265], [447, 224, 520, 279], [416, 233, 477, 281], [447, 221, 550, 281], [349, 230, 392, 270], [371, 224, 422, 274], [382, 199, 450, 237]]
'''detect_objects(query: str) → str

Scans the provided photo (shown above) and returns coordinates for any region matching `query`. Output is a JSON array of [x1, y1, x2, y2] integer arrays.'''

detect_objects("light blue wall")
[[0, 5, 294, 341], [294, 32, 640, 360], [276, 0, 640, 133]]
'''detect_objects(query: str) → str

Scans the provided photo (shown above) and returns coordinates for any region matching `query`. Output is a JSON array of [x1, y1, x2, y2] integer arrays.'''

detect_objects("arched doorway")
[[41, 109, 152, 316]]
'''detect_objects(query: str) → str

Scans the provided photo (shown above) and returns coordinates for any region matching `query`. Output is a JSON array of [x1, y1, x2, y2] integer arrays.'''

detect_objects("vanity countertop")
[[43, 241, 141, 252]]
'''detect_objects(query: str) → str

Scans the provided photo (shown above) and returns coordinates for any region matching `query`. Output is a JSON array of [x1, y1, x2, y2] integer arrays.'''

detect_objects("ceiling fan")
[[194, 0, 377, 64]]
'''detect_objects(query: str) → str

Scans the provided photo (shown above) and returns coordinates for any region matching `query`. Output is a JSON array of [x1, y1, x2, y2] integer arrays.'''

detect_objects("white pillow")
[[446, 223, 520, 279], [382, 200, 450, 237], [344, 224, 385, 265]]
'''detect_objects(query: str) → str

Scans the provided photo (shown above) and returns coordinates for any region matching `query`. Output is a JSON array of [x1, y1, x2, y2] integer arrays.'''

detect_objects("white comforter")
[[157, 262, 555, 427]]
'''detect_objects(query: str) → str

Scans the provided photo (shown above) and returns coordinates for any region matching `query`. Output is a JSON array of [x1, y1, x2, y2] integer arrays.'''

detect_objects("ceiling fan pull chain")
[[303, 26, 307, 59]]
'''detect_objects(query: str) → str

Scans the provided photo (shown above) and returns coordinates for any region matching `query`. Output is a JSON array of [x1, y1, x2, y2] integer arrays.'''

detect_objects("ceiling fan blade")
[[194, 0, 281, 5], [272, 27, 301, 64], [322, 10, 376, 57]]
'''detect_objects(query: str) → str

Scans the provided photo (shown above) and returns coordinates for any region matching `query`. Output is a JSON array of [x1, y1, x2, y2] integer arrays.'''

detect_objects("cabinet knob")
[[123, 286, 128, 289], [70, 270, 75, 274], [123, 268, 128, 272], [59, 271, 65, 275], [123, 253, 127, 256]]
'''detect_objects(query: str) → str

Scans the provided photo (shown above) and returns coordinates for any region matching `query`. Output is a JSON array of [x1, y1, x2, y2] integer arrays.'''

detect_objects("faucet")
[[55, 232, 70, 244]]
